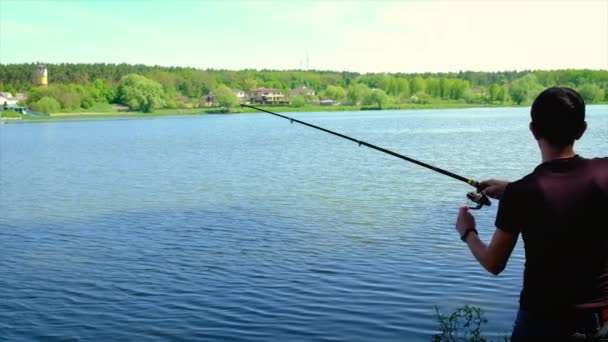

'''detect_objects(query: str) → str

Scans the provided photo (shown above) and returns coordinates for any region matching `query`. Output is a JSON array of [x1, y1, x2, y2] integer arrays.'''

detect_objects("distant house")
[[202, 93, 216, 107], [232, 89, 249, 103], [290, 86, 315, 97], [0, 92, 21, 107], [249, 87, 287, 104]]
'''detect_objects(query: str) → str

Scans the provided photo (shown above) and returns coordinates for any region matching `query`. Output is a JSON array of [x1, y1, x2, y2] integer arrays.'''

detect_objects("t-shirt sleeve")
[[495, 183, 522, 234], [593, 158, 608, 194]]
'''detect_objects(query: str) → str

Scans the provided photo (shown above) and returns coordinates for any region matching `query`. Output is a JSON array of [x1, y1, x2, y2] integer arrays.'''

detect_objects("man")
[[455, 87, 608, 340]]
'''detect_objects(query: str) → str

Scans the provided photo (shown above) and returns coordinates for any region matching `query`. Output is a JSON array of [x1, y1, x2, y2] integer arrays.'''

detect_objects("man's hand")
[[455, 206, 476, 236], [455, 206, 518, 275], [479, 179, 510, 200]]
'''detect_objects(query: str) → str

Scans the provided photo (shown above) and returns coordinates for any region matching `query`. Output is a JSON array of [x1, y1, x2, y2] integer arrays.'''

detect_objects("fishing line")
[[241, 104, 491, 209]]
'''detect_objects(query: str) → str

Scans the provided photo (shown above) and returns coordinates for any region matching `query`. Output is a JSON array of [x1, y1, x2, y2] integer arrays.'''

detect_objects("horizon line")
[[2, 61, 606, 75]]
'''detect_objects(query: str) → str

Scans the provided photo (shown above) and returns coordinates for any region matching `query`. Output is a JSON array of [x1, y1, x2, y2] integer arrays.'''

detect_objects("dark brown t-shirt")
[[496, 155, 608, 315]]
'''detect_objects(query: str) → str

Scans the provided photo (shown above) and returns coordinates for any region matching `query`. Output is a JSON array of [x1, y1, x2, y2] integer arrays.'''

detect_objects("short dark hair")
[[530, 87, 585, 147]]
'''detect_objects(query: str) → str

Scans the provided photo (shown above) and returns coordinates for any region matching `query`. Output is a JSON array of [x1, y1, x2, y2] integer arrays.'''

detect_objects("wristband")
[[460, 227, 478, 242]]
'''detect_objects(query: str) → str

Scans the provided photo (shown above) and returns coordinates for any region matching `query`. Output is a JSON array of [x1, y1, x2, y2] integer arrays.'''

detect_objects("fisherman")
[[455, 87, 608, 340]]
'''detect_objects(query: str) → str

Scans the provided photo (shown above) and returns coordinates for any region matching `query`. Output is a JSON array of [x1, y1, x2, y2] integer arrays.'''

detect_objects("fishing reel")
[[466, 191, 491, 210]]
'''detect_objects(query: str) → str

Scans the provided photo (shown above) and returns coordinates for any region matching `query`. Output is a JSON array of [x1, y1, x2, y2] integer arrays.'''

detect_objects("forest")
[[1, 63, 606, 113]]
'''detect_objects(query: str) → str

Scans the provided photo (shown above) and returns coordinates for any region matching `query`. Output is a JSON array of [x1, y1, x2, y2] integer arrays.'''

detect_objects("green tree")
[[412, 91, 432, 104], [488, 84, 501, 102], [364, 89, 389, 108], [324, 85, 346, 101], [30, 96, 61, 113], [509, 84, 527, 105], [214, 85, 238, 108], [509, 75, 543, 105], [495, 86, 507, 103], [578, 84, 604, 103], [2, 63, 608, 110], [57, 91, 82, 110], [117, 74, 164, 112], [448, 79, 471, 100], [396, 78, 411, 97], [346, 83, 371, 104], [243, 79, 258, 91], [4, 84, 16, 96], [385, 78, 410, 97], [92, 79, 116, 103], [426, 78, 441, 97], [411, 77, 426, 94], [441, 79, 454, 100]]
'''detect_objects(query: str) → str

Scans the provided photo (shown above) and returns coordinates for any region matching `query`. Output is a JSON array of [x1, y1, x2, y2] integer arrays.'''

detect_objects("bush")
[[414, 91, 432, 104], [80, 95, 95, 109], [433, 305, 490, 342], [30, 96, 61, 113], [56, 91, 82, 110], [164, 100, 178, 109], [291, 95, 306, 107]]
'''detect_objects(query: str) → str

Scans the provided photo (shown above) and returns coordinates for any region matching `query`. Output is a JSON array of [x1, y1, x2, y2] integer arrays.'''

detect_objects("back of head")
[[530, 87, 586, 148]]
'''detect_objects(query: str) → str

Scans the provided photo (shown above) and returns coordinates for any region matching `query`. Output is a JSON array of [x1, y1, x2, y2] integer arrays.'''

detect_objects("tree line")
[[0, 63, 606, 113]]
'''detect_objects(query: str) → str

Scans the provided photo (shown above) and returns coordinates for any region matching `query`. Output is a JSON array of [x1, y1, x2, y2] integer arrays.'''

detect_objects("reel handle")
[[466, 191, 491, 210]]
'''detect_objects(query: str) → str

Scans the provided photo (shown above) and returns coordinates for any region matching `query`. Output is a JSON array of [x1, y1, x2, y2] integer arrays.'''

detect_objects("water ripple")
[[1, 106, 606, 341]]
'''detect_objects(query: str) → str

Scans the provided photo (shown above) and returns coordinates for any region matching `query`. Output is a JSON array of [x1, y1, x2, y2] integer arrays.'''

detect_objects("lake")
[[1, 106, 606, 341]]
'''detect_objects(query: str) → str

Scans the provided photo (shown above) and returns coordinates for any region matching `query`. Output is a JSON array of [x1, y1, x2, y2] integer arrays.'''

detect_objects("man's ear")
[[529, 122, 540, 140], [574, 121, 587, 140]]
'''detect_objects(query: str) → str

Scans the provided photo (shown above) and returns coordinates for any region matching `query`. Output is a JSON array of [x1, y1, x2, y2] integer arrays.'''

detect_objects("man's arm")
[[456, 206, 518, 275], [479, 179, 510, 200]]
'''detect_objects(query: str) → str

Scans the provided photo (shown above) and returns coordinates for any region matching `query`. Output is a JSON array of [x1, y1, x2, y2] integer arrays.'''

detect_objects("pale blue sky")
[[1, 0, 606, 73]]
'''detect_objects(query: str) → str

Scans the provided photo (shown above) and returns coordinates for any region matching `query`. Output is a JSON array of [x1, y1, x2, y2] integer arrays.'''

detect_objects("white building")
[[290, 86, 315, 97], [232, 89, 249, 103], [249, 87, 286, 104], [0, 92, 19, 107]]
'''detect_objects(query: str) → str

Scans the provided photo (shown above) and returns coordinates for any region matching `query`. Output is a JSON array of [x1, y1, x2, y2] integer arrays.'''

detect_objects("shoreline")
[[1, 102, 523, 122], [3, 103, 605, 122]]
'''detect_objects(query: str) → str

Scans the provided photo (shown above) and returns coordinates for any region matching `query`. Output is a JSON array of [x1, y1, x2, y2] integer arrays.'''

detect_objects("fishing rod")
[[241, 104, 491, 209]]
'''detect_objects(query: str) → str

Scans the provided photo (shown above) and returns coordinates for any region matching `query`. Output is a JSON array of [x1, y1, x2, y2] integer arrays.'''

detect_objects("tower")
[[35, 65, 48, 87]]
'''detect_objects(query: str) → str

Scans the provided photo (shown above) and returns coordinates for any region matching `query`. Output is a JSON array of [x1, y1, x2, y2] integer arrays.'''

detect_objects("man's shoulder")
[[506, 173, 536, 192], [587, 157, 608, 168], [499, 173, 539, 205], [586, 157, 608, 190]]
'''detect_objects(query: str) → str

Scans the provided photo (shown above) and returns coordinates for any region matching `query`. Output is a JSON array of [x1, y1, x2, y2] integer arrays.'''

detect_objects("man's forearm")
[[456, 207, 517, 276], [464, 233, 502, 276]]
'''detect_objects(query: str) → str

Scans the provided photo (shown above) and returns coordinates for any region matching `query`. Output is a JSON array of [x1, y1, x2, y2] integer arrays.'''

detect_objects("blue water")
[[1, 106, 606, 341]]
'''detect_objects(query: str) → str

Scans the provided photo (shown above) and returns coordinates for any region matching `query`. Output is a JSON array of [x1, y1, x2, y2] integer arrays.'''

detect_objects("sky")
[[0, 0, 607, 73]]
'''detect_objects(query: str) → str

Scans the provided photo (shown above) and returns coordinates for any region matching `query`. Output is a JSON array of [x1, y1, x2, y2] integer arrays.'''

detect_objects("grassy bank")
[[2, 102, 523, 121], [236, 102, 515, 113]]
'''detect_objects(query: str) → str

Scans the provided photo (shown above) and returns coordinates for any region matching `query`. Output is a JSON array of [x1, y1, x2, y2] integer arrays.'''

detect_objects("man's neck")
[[539, 142, 576, 163]]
